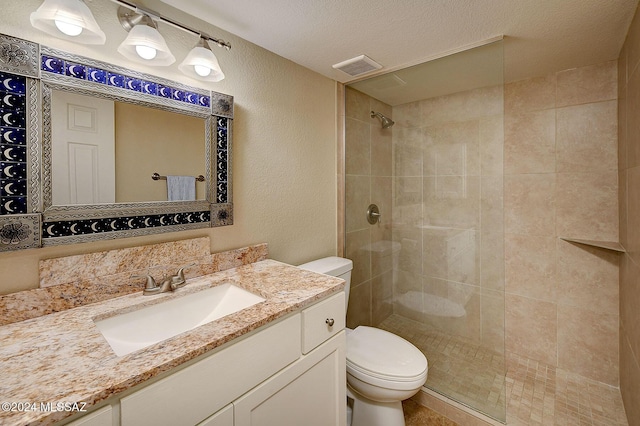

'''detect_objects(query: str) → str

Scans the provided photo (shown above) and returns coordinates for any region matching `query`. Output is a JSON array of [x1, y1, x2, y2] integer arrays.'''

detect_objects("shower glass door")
[[343, 40, 505, 421]]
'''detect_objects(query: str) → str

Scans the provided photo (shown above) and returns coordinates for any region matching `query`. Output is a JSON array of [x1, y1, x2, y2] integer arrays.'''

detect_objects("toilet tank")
[[297, 257, 353, 310]]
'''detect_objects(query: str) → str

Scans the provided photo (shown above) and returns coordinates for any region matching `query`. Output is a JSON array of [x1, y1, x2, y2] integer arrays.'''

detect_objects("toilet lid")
[[346, 326, 427, 381]]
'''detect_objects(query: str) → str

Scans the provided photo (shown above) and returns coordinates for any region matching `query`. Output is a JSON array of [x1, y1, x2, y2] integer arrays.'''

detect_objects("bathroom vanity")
[[0, 260, 346, 426]]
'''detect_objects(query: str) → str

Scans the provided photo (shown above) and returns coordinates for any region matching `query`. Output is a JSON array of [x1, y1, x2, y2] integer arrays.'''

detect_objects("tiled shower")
[[343, 36, 630, 424]]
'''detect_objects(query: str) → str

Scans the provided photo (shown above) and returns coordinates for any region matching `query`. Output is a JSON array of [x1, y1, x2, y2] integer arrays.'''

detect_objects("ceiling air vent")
[[332, 55, 382, 77]]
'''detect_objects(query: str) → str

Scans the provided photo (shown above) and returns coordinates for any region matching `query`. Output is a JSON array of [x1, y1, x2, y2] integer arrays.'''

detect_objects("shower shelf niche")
[[560, 237, 626, 253]]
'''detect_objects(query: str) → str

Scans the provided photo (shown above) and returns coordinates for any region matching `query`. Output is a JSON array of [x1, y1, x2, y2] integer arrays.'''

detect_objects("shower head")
[[370, 111, 395, 129]]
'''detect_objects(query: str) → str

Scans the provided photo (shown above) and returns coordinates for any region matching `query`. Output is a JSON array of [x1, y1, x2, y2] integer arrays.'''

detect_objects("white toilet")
[[298, 257, 428, 426]]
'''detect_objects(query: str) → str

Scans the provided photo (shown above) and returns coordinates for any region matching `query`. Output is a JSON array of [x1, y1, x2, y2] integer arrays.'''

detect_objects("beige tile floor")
[[380, 314, 629, 425], [506, 353, 628, 426], [403, 399, 459, 425]]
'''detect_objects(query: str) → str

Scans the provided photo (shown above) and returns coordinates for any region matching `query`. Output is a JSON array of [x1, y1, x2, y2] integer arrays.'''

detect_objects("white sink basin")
[[94, 284, 265, 356]]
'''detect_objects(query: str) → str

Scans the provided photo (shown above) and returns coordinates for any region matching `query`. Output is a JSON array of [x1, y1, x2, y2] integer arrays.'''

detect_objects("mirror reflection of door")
[[51, 91, 116, 205]]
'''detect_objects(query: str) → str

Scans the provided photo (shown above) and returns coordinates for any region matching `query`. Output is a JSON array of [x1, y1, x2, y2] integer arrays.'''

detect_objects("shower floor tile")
[[378, 314, 628, 425], [506, 353, 628, 426], [379, 314, 507, 420]]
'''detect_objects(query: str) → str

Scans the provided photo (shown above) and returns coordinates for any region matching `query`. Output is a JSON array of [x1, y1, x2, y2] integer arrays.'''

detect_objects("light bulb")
[[194, 65, 212, 77], [135, 44, 157, 60], [54, 19, 82, 36]]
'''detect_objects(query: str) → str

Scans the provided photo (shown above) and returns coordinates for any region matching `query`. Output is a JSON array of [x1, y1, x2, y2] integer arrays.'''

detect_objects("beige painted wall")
[[114, 102, 205, 202], [618, 3, 640, 423], [0, 0, 337, 294]]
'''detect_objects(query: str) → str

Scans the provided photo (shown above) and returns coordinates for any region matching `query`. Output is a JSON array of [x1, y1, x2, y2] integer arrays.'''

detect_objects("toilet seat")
[[346, 326, 428, 390]]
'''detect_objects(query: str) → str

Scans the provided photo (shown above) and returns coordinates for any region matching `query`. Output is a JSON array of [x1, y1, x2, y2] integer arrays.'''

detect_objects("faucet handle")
[[176, 263, 196, 278], [179, 262, 197, 270], [131, 274, 157, 290], [169, 263, 196, 290]]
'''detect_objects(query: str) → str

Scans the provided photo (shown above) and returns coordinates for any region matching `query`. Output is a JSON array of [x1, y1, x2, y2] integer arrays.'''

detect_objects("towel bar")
[[152, 173, 205, 182]]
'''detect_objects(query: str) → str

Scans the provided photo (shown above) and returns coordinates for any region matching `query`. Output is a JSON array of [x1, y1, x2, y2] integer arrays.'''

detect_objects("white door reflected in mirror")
[[51, 90, 116, 205]]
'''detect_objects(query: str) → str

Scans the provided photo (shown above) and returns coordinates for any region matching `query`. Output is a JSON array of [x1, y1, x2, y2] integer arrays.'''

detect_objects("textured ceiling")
[[159, 0, 639, 84]]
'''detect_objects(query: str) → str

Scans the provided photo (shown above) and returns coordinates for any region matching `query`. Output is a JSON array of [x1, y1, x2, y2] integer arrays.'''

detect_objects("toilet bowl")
[[298, 257, 428, 426]]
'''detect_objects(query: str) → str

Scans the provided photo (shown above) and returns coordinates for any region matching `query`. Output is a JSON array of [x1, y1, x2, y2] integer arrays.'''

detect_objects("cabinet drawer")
[[301, 292, 345, 354], [121, 314, 301, 426]]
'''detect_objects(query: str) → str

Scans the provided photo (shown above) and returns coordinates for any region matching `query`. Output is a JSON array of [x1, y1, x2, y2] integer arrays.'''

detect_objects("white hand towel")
[[166, 175, 196, 201]]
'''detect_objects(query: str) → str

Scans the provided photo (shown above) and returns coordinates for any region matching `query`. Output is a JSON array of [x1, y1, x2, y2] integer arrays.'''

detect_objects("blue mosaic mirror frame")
[[0, 33, 233, 251]]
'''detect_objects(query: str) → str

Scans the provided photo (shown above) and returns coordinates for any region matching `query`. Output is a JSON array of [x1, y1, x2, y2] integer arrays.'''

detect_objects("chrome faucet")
[[134, 265, 194, 296]]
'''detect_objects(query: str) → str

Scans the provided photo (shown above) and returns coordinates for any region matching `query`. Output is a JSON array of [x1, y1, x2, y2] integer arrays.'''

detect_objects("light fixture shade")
[[30, 0, 106, 44], [178, 39, 225, 82], [117, 23, 175, 66]]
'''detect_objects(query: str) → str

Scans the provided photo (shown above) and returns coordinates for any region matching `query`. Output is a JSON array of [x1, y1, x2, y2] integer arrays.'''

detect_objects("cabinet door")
[[198, 404, 233, 426], [234, 332, 346, 426], [63, 406, 112, 426]]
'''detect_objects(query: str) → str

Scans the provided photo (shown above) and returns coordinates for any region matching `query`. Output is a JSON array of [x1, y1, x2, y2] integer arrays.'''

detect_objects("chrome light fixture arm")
[[113, 0, 231, 51]]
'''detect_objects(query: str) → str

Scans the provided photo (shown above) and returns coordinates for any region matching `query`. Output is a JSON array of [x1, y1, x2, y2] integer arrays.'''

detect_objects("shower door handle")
[[367, 204, 381, 224]]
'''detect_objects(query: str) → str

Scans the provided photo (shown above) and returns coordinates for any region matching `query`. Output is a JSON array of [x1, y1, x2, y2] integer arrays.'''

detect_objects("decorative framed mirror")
[[0, 33, 233, 251]]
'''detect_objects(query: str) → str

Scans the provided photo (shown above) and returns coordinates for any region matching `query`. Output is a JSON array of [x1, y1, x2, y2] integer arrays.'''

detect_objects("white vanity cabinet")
[[198, 404, 233, 426], [233, 332, 345, 426], [61, 291, 346, 426], [64, 406, 112, 426], [235, 292, 346, 426]]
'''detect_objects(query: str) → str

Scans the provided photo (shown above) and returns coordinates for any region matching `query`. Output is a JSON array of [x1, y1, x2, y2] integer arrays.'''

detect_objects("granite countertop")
[[0, 260, 344, 426]]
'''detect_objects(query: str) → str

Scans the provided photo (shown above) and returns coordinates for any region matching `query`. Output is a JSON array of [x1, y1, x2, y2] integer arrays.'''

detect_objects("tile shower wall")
[[346, 58, 621, 405], [391, 84, 505, 354], [504, 62, 619, 386], [618, 3, 640, 424], [344, 87, 394, 328]]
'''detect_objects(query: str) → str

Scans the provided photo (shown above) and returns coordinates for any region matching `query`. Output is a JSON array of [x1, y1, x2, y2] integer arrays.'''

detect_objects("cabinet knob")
[[325, 318, 335, 327]]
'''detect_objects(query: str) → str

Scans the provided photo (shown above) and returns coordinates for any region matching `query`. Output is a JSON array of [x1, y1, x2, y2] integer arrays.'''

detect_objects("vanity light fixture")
[[116, 6, 175, 66], [30, 0, 231, 81], [113, 1, 230, 79], [30, 0, 106, 44], [178, 36, 225, 82]]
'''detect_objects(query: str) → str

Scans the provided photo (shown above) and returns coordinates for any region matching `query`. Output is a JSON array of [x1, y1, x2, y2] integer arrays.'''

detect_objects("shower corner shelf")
[[560, 237, 626, 253]]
